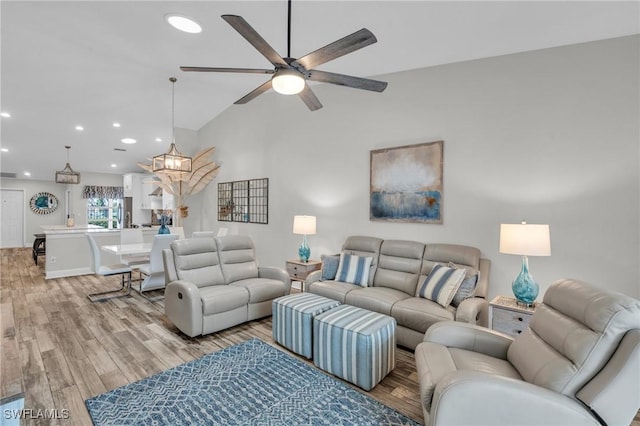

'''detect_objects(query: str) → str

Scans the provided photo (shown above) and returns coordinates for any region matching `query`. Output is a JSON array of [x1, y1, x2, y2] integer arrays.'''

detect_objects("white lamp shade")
[[293, 215, 316, 235], [500, 223, 551, 256], [272, 69, 305, 95]]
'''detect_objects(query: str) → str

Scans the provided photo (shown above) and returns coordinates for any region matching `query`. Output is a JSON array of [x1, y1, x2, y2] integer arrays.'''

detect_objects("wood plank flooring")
[[2, 247, 639, 426], [0, 248, 423, 425]]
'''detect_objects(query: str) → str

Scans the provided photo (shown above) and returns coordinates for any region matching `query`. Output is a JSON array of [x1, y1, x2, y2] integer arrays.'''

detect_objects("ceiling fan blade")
[[298, 84, 323, 111], [181, 67, 274, 74], [234, 80, 273, 104], [222, 15, 287, 68], [296, 28, 377, 70], [308, 70, 387, 92]]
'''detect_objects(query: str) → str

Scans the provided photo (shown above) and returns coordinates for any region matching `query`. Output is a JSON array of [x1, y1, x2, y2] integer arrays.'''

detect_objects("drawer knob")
[[517, 317, 523, 322], [516, 329, 522, 334]]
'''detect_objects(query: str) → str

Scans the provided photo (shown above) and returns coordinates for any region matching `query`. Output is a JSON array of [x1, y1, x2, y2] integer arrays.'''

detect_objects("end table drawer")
[[492, 308, 532, 336], [286, 264, 307, 278]]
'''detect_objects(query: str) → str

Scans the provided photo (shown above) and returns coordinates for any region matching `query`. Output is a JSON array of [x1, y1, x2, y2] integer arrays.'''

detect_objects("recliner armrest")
[[429, 371, 600, 426], [455, 297, 488, 325], [424, 321, 513, 359], [164, 280, 202, 338], [306, 270, 321, 286], [258, 266, 292, 295]]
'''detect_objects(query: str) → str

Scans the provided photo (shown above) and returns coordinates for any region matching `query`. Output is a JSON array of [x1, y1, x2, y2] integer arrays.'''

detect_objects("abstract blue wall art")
[[370, 141, 443, 223]]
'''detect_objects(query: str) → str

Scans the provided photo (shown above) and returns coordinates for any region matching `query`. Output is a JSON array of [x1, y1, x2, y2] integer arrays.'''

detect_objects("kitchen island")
[[41, 225, 160, 279]]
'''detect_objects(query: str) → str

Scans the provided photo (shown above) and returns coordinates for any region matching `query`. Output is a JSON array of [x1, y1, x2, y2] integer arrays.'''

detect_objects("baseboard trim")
[[45, 267, 91, 280]]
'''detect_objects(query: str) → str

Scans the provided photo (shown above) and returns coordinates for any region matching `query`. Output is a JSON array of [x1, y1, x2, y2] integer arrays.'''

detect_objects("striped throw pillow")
[[335, 252, 373, 287], [418, 264, 466, 307]]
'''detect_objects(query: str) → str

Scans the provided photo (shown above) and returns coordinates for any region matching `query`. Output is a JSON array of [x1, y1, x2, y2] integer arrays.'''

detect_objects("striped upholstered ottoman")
[[272, 293, 341, 359], [313, 304, 396, 391]]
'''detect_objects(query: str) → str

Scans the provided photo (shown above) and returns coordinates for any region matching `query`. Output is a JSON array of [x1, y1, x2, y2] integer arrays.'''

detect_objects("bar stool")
[[32, 234, 46, 265]]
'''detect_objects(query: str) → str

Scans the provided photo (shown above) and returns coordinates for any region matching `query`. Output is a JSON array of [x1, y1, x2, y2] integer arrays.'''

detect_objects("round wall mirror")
[[29, 192, 58, 215]]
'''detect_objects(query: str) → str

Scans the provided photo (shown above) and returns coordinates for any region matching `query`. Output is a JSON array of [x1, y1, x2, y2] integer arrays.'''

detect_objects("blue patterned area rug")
[[85, 338, 419, 425]]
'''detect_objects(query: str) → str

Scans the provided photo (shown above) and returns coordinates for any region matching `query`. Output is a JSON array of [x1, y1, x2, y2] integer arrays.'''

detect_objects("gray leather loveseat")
[[163, 235, 291, 337], [307, 236, 490, 349]]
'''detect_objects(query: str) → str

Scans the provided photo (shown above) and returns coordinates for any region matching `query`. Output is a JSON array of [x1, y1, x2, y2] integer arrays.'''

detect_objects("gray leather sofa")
[[163, 235, 291, 337], [306, 236, 490, 349], [415, 279, 640, 426]]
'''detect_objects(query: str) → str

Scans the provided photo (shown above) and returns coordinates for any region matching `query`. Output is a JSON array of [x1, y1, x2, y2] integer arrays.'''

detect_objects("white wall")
[[0, 172, 123, 246], [196, 36, 638, 299]]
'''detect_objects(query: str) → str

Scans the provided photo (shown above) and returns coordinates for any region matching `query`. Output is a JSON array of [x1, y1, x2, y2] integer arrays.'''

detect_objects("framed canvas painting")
[[370, 140, 443, 223]]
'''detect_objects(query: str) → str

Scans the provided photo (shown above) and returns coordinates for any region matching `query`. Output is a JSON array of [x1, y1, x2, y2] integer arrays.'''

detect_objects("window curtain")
[[82, 185, 124, 199]]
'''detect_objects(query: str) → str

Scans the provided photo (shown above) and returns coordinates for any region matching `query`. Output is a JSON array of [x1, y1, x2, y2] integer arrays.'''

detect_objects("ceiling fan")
[[180, 0, 388, 111]]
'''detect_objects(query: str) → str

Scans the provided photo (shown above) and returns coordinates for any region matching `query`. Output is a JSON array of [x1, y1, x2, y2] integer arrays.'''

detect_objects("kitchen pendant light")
[[55, 145, 80, 184], [152, 77, 192, 174]]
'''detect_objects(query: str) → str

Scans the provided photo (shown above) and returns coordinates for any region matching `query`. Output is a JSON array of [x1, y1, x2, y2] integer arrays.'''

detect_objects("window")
[[87, 198, 122, 229]]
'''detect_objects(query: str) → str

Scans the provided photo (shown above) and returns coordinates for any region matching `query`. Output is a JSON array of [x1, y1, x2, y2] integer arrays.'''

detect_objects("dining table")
[[101, 243, 153, 257]]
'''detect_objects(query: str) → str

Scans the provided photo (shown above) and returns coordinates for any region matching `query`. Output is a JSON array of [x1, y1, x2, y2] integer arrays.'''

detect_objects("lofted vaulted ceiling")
[[1, 1, 638, 181]]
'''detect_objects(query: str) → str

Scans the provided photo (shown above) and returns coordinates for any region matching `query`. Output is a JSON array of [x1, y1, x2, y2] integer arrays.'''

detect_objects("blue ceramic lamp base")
[[298, 235, 310, 263], [512, 256, 539, 307]]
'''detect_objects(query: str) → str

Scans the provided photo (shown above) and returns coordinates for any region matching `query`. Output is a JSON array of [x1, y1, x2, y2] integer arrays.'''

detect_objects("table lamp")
[[293, 215, 316, 262], [499, 221, 551, 306]]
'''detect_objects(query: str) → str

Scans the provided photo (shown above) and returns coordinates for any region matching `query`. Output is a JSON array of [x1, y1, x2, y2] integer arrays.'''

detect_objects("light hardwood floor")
[[2, 248, 639, 426], [1, 248, 423, 425]]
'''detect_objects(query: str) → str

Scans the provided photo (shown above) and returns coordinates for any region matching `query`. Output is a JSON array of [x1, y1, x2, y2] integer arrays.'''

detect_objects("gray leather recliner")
[[163, 235, 291, 337], [414, 278, 640, 426]]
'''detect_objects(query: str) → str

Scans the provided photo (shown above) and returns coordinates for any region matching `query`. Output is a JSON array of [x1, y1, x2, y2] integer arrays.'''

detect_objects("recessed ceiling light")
[[121, 138, 136, 144], [113, 122, 121, 128], [0, 112, 11, 118], [155, 137, 162, 142], [0, 148, 8, 152], [24, 172, 31, 176], [165, 14, 202, 34], [111, 164, 117, 168], [75, 125, 84, 131]]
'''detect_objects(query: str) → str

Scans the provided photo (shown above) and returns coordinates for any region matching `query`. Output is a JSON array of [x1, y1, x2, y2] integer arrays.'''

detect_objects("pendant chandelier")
[[55, 145, 80, 184], [152, 77, 192, 174]]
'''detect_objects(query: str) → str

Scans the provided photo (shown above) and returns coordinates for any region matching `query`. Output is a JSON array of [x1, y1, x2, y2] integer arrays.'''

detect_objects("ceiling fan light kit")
[[272, 68, 305, 95], [152, 77, 192, 174], [181, 0, 387, 111]]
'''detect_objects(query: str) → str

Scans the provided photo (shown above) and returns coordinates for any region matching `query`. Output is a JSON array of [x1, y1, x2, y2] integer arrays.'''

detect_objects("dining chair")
[[192, 231, 216, 238], [120, 228, 148, 280], [138, 234, 179, 296], [85, 233, 132, 302]]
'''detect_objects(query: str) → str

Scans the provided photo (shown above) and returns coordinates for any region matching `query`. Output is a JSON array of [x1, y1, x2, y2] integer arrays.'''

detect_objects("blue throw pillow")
[[418, 264, 466, 307], [335, 252, 373, 287], [451, 274, 478, 307], [321, 254, 340, 280]]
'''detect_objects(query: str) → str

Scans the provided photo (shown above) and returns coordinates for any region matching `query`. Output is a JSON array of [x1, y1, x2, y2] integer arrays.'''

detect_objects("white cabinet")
[[162, 188, 175, 210], [140, 177, 162, 210], [123, 173, 134, 197], [123, 173, 158, 225]]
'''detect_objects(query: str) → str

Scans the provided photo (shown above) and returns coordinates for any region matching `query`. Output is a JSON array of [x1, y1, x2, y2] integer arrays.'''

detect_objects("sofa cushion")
[[320, 254, 340, 280], [216, 235, 259, 283], [507, 279, 640, 396], [307, 280, 361, 303], [172, 238, 225, 288], [417, 264, 466, 307], [415, 342, 522, 413], [230, 278, 286, 303], [335, 252, 373, 286], [345, 287, 411, 316], [199, 285, 249, 316], [373, 239, 425, 295], [392, 297, 455, 334]]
